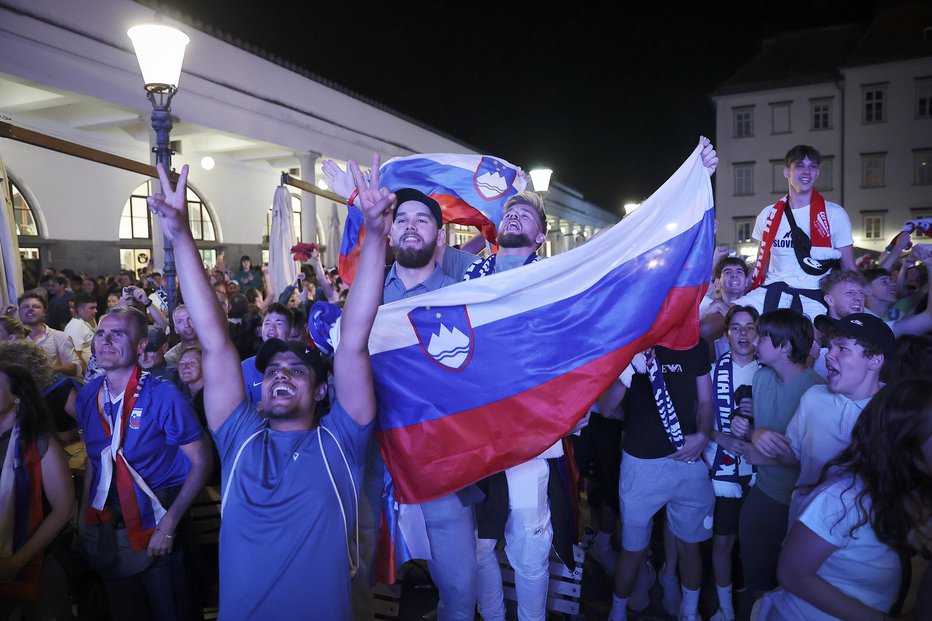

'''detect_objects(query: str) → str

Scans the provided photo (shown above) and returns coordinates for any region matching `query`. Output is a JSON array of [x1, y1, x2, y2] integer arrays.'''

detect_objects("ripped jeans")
[[476, 459, 552, 621]]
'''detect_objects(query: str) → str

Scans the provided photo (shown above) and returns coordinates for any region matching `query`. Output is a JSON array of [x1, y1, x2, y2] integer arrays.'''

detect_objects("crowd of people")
[[0, 141, 930, 621]]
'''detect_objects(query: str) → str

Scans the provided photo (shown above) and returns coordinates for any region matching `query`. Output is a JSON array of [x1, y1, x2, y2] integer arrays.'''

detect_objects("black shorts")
[[713, 495, 744, 537], [571, 413, 622, 510]]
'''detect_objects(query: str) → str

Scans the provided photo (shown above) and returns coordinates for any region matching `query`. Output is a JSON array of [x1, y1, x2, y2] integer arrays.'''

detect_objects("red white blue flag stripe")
[[350, 145, 713, 504]]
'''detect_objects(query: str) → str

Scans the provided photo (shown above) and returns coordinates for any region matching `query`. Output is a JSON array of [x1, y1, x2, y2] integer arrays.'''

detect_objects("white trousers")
[[476, 459, 553, 621]]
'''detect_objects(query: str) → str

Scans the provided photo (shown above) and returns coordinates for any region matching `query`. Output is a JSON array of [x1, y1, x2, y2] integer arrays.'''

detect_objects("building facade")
[[711, 5, 932, 260], [0, 0, 616, 291]]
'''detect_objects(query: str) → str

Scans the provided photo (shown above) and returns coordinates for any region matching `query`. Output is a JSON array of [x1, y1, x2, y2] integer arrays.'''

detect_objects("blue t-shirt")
[[241, 356, 263, 405], [212, 399, 373, 621], [76, 373, 202, 494]]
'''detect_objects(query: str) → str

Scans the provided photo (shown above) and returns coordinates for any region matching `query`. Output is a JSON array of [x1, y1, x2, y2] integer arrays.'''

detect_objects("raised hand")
[[699, 136, 718, 176], [349, 153, 394, 239], [147, 163, 190, 242], [321, 159, 357, 201]]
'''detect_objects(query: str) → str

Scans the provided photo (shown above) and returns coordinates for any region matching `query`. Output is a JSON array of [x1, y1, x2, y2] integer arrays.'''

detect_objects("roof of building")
[[137, 0, 479, 153], [712, 23, 865, 96], [844, 3, 932, 66], [713, 3, 932, 97]]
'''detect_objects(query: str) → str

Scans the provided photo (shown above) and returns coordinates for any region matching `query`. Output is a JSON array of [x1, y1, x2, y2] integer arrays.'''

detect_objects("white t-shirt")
[[763, 477, 900, 621], [753, 200, 853, 290], [63, 317, 94, 356], [786, 384, 874, 521]]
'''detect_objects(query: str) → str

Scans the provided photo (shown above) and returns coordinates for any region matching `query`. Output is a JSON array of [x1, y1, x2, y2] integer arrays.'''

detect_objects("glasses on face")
[[728, 325, 758, 335]]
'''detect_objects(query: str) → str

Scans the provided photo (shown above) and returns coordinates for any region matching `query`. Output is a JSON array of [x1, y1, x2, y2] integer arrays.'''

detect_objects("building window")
[[862, 84, 886, 124], [915, 150, 932, 185], [862, 214, 883, 240], [861, 153, 885, 188], [771, 102, 791, 134], [733, 163, 754, 196], [264, 194, 303, 243], [733, 107, 753, 138], [735, 218, 754, 243], [7, 179, 39, 236], [816, 156, 834, 192], [917, 78, 932, 118], [121, 180, 215, 241], [811, 98, 833, 130]]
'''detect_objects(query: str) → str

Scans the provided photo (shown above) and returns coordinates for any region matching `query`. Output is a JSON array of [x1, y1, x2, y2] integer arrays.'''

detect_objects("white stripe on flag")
[[359, 144, 712, 355]]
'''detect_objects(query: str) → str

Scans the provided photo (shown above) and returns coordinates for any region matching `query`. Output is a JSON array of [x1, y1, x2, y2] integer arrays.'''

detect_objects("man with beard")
[[145, 159, 388, 620], [463, 191, 570, 621], [372, 187, 482, 621]]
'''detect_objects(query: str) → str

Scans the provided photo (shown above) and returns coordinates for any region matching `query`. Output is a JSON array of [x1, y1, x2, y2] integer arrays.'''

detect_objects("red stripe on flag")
[[377, 285, 706, 504]]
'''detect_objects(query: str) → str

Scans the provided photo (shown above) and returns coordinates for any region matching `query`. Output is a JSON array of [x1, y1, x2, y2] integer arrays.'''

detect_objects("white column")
[[298, 151, 321, 245]]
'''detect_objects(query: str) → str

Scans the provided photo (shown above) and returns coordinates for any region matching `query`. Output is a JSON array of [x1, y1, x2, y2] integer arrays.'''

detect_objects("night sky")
[[153, 0, 879, 214]]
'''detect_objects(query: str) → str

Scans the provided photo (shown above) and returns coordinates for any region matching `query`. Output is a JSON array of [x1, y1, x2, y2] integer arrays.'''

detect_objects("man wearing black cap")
[[138, 326, 177, 384], [783, 312, 895, 521], [147, 158, 391, 621], [376, 186, 482, 621]]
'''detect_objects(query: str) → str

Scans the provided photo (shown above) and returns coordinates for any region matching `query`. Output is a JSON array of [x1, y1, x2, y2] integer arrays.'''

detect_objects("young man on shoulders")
[[731, 145, 857, 319], [147, 159, 390, 621]]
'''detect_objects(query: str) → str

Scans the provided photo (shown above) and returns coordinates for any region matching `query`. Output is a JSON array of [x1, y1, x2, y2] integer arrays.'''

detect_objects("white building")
[[0, 0, 616, 288], [711, 4, 932, 259]]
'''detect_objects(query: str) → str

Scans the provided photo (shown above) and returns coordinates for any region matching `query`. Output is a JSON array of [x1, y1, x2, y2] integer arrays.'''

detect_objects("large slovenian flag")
[[338, 154, 526, 284], [344, 144, 713, 504]]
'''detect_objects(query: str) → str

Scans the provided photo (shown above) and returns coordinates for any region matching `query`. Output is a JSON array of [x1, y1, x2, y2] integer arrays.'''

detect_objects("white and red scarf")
[[749, 190, 835, 290], [85, 366, 166, 552]]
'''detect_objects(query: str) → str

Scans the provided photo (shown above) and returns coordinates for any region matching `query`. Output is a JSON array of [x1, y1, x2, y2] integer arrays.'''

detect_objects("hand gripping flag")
[[336, 144, 714, 504], [338, 154, 527, 284]]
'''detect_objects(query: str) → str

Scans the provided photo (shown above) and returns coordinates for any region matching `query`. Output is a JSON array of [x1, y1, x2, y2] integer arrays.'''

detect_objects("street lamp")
[[528, 168, 553, 193], [128, 23, 189, 325]]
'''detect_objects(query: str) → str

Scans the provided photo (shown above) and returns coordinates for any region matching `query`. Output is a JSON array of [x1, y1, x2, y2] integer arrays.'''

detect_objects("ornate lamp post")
[[127, 23, 189, 324]]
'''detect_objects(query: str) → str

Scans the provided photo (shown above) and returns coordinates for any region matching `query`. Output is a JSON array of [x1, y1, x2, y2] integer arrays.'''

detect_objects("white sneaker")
[[587, 544, 617, 578], [710, 607, 735, 621], [629, 559, 656, 612], [677, 614, 700, 621], [659, 563, 682, 616]]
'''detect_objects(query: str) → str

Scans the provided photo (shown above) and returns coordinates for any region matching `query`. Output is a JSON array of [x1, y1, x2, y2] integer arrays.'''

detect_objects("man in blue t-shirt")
[[147, 158, 390, 621], [240, 303, 294, 405], [75, 306, 211, 619]]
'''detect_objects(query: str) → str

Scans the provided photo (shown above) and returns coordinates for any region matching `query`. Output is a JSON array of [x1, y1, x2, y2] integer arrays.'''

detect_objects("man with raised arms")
[[147, 159, 390, 621]]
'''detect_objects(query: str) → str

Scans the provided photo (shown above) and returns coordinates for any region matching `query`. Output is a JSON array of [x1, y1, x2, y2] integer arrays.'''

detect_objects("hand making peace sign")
[[348, 153, 394, 240], [147, 162, 190, 242]]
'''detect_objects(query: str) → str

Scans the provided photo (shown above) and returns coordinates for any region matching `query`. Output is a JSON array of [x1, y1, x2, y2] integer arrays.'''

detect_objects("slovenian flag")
[[338, 154, 526, 284], [348, 144, 715, 504]]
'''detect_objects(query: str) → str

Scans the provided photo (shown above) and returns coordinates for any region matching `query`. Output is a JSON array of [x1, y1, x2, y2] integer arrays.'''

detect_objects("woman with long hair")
[[0, 362, 75, 620], [760, 378, 932, 620], [0, 341, 80, 443]]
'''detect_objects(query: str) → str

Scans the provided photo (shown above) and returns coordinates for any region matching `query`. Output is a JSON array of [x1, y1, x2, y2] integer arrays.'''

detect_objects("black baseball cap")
[[255, 338, 328, 383], [814, 313, 896, 358], [145, 327, 167, 352], [393, 188, 442, 227]]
